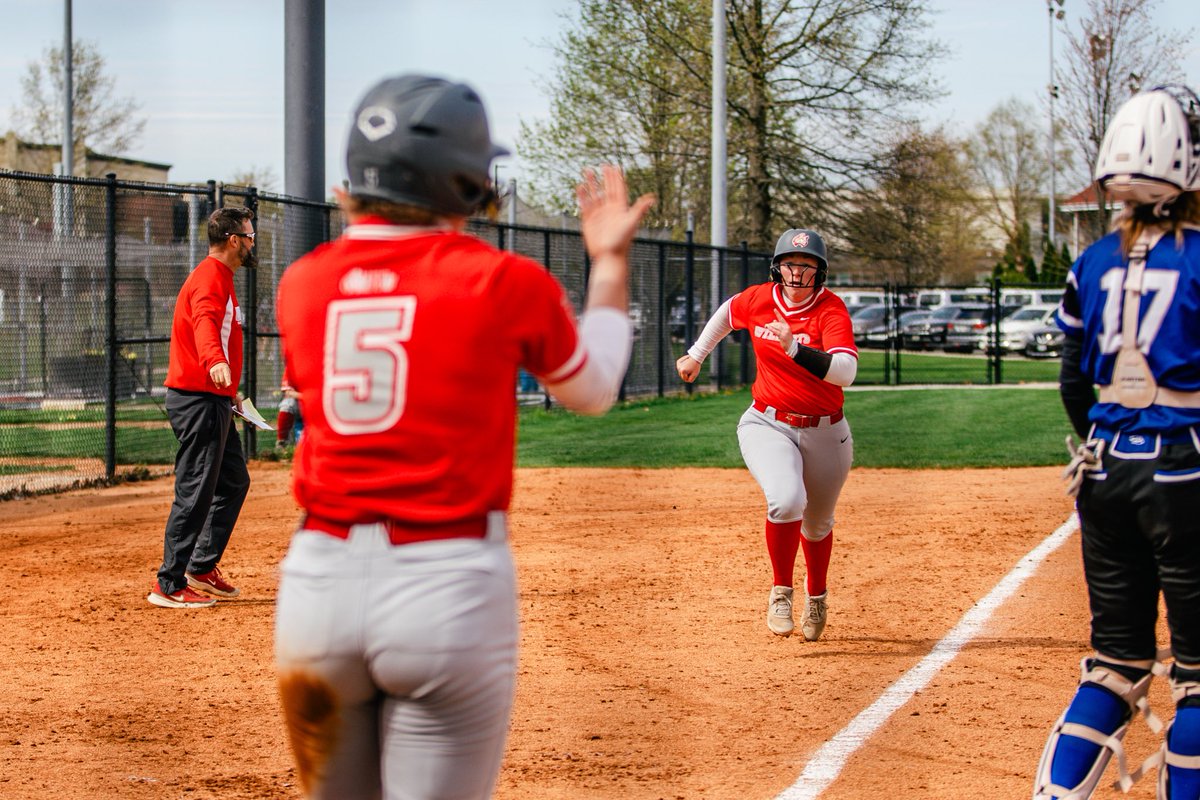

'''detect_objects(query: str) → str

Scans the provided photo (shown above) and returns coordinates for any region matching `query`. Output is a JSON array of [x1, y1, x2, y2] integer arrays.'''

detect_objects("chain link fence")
[[0, 168, 1064, 494]]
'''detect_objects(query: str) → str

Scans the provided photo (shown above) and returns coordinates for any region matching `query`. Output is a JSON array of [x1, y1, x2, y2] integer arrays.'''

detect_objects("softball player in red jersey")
[[677, 228, 856, 640], [273, 75, 652, 800]]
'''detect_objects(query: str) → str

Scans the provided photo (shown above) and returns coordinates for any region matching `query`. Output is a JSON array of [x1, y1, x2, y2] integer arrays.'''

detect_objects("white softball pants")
[[736, 405, 853, 538], [275, 521, 517, 800]]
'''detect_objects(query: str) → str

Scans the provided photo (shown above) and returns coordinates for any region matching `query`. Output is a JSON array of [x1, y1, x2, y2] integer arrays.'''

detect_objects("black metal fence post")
[[684, 229, 694, 395], [104, 173, 118, 480], [740, 242, 750, 386], [244, 187, 260, 456], [991, 279, 1002, 384], [657, 243, 666, 397]]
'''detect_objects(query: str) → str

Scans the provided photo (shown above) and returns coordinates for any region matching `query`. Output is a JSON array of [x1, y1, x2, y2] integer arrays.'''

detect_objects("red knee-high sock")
[[801, 530, 833, 596], [277, 410, 295, 443], [764, 518, 802, 587]]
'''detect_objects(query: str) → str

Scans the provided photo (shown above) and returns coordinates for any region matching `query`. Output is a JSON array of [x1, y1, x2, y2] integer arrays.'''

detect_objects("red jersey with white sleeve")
[[729, 283, 856, 416], [275, 221, 586, 527], [165, 256, 243, 398]]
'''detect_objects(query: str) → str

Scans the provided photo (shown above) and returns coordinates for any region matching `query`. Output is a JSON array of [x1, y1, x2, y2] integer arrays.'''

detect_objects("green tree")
[[11, 40, 146, 165], [520, 0, 945, 248], [994, 221, 1038, 284], [1040, 239, 1073, 286], [844, 127, 986, 286]]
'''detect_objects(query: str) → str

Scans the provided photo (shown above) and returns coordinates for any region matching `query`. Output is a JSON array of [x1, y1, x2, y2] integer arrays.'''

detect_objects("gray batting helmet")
[[770, 228, 828, 288], [345, 74, 510, 217]]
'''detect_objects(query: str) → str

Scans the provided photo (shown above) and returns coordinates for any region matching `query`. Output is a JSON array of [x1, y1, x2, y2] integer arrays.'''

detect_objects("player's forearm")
[[783, 340, 857, 386], [686, 299, 734, 363], [1059, 336, 1095, 439], [545, 307, 632, 416], [584, 254, 628, 312]]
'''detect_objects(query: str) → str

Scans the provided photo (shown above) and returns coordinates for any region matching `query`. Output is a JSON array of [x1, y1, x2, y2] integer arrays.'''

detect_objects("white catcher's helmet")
[[1094, 85, 1200, 212]]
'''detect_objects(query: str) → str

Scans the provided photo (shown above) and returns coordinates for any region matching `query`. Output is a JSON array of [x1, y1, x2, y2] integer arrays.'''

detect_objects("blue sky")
[[0, 1, 1196, 192]]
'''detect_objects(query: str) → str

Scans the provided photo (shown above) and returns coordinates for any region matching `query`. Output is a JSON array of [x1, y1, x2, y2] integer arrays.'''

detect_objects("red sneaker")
[[186, 566, 240, 598], [147, 581, 217, 609]]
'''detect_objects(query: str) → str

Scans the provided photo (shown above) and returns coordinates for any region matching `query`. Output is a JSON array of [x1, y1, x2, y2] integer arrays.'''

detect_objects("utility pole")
[[1047, 0, 1064, 250], [62, 0, 73, 179]]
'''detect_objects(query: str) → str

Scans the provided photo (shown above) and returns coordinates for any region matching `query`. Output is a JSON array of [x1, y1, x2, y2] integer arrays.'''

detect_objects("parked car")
[[903, 303, 988, 350], [915, 288, 991, 309], [834, 290, 885, 306], [990, 304, 1058, 353], [1024, 325, 1066, 358], [999, 288, 1064, 308], [851, 304, 919, 347], [943, 304, 1018, 352], [896, 310, 934, 349]]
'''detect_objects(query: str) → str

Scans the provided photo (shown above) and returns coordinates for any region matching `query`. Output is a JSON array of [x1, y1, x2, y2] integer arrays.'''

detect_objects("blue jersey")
[[1056, 227, 1200, 434]]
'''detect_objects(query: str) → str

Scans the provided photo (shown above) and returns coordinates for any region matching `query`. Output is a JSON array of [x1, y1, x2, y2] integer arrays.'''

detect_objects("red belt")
[[752, 399, 844, 429], [301, 514, 488, 546]]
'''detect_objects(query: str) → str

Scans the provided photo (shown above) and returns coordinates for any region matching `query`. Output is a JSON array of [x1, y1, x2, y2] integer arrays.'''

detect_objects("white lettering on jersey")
[[755, 325, 812, 345], [754, 325, 780, 341], [340, 268, 400, 296]]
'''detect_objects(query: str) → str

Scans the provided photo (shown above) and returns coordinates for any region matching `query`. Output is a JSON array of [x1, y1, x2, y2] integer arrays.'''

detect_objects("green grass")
[[516, 386, 1073, 469], [0, 463, 73, 476], [0, 386, 1075, 471], [854, 350, 1062, 385], [0, 424, 178, 464]]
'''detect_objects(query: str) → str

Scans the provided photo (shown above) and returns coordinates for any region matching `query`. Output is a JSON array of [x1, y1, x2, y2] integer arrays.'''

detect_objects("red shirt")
[[165, 256, 243, 398], [729, 284, 856, 416], [275, 222, 584, 527]]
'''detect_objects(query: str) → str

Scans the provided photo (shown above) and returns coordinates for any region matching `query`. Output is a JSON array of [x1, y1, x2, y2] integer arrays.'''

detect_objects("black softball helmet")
[[345, 74, 509, 217], [770, 228, 828, 288]]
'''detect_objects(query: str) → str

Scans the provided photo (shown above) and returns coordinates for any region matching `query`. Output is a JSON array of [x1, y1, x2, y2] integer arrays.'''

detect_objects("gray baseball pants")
[[736, 404, 853, 537], [275, 519, 517, 800]]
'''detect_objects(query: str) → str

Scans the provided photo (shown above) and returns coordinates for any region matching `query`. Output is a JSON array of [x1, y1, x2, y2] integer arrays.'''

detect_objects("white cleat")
[[767, 585, 794, 636], [802, 591, 828, 641]]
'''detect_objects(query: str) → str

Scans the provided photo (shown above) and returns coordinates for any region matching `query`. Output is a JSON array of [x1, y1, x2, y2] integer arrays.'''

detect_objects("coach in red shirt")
[[148, 207, 255, 609]]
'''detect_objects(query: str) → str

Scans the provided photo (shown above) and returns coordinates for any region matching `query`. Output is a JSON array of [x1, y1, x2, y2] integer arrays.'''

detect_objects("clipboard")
[[232, 398, 275, 431]]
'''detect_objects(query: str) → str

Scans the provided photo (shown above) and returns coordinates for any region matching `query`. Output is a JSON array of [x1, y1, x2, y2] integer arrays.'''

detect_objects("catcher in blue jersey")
[[1032, 86, 1200, 800]]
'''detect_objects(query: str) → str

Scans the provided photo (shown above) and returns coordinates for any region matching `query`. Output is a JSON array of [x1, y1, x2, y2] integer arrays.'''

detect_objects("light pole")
[[1047, 0, 1064, 251]]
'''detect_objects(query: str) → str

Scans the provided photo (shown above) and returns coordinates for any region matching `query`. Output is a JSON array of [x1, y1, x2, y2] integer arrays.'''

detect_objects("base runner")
[[677, 228, 856, 640]]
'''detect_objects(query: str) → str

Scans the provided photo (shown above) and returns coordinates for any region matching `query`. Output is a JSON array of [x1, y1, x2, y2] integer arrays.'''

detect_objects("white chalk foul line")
[[777, 513, 1081, 800]]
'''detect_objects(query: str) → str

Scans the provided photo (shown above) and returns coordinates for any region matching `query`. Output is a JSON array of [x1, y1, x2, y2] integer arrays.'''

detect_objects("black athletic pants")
[[1078, 431, 1200, 664], [157, 389, 250, 595]]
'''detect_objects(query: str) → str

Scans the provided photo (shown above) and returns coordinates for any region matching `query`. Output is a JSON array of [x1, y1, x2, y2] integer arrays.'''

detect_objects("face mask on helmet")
[[344, 74, 510, 218], [1094, 85, 1200, 214], [770, 228, 829, 288]]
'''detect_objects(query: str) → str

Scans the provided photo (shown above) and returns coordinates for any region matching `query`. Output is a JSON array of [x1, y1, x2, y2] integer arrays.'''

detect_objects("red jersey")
[[275, 222, 585, 527], [729, 283, 856, 416], [165, 256, 243, 398]]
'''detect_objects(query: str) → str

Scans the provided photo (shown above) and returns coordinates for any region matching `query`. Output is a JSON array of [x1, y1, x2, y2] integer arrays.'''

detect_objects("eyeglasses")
[[231, 231, 256, 241]]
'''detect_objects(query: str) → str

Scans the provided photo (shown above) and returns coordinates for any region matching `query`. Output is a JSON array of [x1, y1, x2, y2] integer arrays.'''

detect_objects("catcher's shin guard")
[[1157, 668, 1200, 800], [1032, 657, 1161, 800]]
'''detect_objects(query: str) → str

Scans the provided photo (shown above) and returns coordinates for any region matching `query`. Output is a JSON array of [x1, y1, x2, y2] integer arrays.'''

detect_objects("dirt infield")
[[0, 463, 1175, 798]]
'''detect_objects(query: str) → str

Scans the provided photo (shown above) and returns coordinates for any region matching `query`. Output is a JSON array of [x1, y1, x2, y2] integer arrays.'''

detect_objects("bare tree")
[[229, 165, 279, 193], [1056, 0, 1192, 238], [11, 40, 146, 162], [966, 98, 1046, 251], [520, 0, 945, 249], [844, 126, 986, 286]]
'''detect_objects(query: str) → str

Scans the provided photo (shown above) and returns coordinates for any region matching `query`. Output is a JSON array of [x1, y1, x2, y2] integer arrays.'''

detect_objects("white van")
[[834, 290, 885, 306], [1000, 288, 1064, 307], [915, 288, 991, 309]]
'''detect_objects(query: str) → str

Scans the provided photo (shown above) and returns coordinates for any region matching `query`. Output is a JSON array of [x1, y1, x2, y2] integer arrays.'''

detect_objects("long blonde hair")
[[1114, 191, 1200, 255]]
